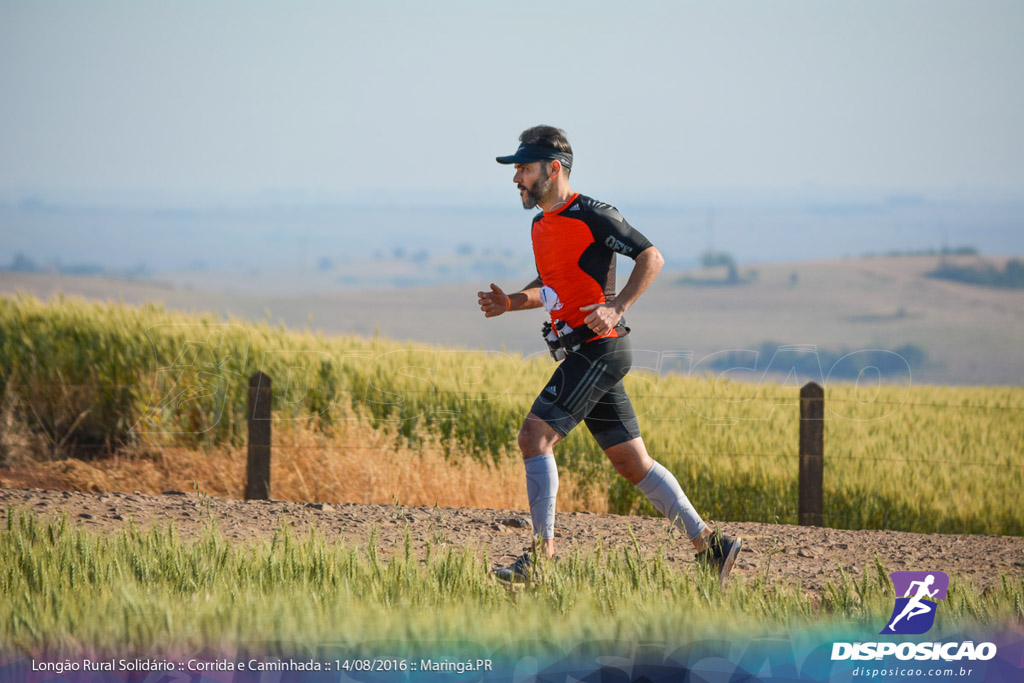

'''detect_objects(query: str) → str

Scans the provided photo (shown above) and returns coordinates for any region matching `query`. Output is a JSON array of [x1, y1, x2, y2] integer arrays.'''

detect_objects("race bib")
[[539, 286, 563, 312]]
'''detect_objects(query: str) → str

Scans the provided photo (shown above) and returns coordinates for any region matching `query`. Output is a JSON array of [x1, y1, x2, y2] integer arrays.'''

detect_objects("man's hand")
[[580, 246, 663, 335], [580, 300, 623, 335], [477, 283, 511, 318]]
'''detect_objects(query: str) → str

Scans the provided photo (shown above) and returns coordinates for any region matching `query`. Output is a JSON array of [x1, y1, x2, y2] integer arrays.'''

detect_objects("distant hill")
[[2, 254, 1023, 385], [926, 256, 1024, 289]]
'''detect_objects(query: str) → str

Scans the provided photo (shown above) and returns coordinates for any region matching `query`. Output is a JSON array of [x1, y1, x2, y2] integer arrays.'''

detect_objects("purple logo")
[[881, 571, 949, 635]]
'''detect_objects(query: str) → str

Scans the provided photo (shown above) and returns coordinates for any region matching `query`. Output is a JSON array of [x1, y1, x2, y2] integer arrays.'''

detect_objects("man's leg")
[[517, 412, 563, 558], [492, 413, 563, 583], [577, 341, 742, 585], [583, 377, 714, 551], [514, 338, 628, 562], [601, 432, 742, 585], [602, 437, 712, 550]]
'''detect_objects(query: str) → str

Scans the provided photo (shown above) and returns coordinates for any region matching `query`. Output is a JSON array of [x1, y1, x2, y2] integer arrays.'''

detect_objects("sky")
[[1, 1, 1024, 205]]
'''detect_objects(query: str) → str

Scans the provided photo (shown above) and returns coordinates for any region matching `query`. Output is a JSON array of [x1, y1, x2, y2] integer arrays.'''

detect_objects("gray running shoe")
[[493, 547, 559, 584], [695, 531, 743, 587], [493, 548, 535, 584]]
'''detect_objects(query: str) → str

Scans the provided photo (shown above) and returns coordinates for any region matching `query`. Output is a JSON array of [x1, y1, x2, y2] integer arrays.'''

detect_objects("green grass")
[[2, 510, 1022, 657], [2, 293, 1023, 535]]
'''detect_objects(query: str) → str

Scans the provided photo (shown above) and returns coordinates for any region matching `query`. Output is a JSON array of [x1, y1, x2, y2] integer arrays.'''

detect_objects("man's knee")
[[518, 414, 560, 456], [610, 455, 649, 484], [603, 438, 653, 484]]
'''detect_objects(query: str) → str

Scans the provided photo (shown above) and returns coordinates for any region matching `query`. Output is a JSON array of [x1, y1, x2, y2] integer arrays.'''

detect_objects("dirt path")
[[3, 487, 1022, 596]]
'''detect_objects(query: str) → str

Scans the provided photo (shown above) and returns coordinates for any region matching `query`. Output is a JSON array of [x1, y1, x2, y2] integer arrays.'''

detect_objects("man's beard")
[[520, 171, 551, 210]]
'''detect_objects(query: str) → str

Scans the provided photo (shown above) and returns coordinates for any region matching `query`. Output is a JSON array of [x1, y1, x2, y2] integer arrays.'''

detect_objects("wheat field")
[[1, 293, 1022, 535]]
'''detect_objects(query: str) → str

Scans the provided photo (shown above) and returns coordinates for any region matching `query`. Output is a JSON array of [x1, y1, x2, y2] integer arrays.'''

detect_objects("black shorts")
[[529, 334, 641, 450]]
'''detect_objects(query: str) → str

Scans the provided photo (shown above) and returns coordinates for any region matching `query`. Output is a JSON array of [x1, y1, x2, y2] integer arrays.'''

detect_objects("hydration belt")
[[541, 319, 629, 361]]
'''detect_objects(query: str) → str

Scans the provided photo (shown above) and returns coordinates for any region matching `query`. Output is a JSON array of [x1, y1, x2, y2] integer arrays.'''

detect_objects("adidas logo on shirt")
[[545, 385, 558, 395]]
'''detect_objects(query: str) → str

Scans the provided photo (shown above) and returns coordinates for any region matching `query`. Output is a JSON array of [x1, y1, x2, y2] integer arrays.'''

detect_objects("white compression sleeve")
[[635, 461, 707, 540], [524, 453, 558, 540]]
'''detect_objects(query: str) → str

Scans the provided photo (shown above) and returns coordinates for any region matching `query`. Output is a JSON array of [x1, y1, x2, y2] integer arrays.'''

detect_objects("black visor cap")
[[496, 143, 572, 170]]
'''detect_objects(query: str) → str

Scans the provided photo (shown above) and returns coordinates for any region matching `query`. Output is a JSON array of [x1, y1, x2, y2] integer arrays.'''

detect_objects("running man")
[[888, 574, 939, 631], [478, 125, 742, 585]]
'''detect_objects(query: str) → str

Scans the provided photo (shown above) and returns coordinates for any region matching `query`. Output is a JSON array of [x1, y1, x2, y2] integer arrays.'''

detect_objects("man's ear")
[[548, 160, 562, 179]]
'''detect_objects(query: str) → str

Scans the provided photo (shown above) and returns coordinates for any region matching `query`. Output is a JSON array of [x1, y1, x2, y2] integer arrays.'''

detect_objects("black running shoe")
[[695, 531, 743, 587]]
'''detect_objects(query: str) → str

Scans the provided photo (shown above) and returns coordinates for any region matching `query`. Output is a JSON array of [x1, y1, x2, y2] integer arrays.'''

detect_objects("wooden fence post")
[[246, 371, 272, 500], [799, 381, 824, 526]]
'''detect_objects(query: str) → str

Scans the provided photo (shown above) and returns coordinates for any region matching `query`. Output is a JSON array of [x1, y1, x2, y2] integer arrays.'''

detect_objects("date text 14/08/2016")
[[339, 659, 494, 674]]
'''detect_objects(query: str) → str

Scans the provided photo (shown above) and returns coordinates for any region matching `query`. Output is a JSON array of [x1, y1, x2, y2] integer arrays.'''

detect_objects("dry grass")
[[0, 413, 607, 515]]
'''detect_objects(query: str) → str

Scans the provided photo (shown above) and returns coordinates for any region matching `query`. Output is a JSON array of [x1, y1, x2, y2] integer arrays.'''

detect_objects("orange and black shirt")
[[532, 193, 653, 338]]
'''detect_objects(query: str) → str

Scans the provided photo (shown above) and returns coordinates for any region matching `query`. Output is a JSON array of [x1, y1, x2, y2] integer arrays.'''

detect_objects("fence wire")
[[6, 381, 1023, 470], [11, 383, 1024, 412]]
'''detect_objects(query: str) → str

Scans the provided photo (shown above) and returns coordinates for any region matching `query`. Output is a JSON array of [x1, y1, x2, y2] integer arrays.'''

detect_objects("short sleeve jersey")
[[532, 193, 653, 337]]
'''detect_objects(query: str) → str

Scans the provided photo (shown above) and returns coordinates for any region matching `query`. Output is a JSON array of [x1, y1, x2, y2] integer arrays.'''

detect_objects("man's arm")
[[477, 277, 544, 318], [581, 246, 664, 333]]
